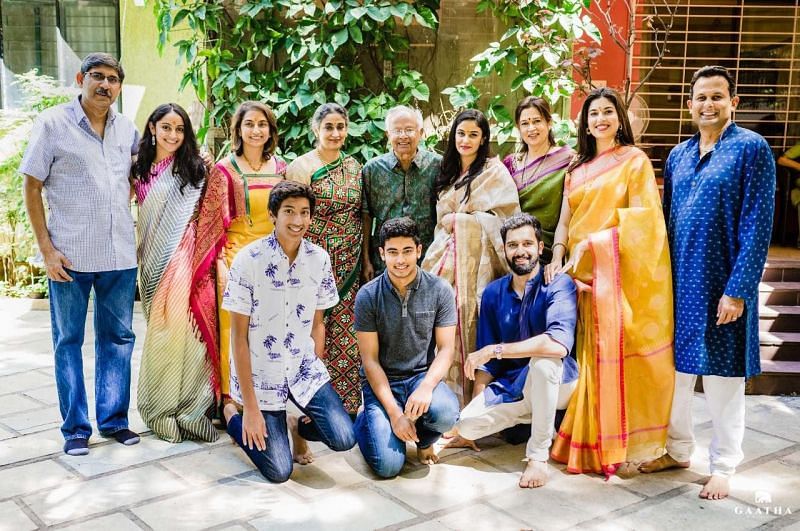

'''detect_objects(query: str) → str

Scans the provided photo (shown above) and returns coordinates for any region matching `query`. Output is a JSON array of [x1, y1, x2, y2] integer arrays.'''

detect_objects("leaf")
[[332, 28, 349, 48], [366, 6, 391, 22], [237, 69, 251, 84], [410, 84, 430, 101], [306, 67, 325, 83], [349, 25, 363, 44], [326, 65, 341, 80], [334, 92, 350, 107]]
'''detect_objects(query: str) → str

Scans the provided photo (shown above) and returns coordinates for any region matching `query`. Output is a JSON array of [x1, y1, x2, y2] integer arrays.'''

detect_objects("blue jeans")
[[226, 382, 355, 483], [354, 372, 460, 478], [49, 268, 137, 441]]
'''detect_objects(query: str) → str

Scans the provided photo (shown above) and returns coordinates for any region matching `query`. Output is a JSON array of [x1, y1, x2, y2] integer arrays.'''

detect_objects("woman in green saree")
[[502, 97, 574, 262], [285, 102, 364, 414]]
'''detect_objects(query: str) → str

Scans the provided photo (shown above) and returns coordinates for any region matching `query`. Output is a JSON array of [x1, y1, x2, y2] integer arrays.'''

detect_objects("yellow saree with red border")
[[550, 146, 674, 476]]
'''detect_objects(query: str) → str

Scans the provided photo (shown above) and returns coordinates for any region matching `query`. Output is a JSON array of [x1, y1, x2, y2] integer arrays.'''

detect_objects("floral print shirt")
[[222, 233, 339, 410]]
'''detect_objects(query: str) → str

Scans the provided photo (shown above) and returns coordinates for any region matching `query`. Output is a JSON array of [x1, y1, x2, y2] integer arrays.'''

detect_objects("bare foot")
[[222, 402, 239, 423], [288, 415, 313, 465], [699, 475, 730, 500], [417, 445, 440, 465], [519, 460, 548, 488], [443, 435, 481, 452], [441, 429, 457, 439], [638, 453, 689, 474]]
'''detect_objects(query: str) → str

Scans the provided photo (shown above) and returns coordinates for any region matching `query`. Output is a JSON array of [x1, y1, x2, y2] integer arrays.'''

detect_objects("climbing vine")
[[155, 0, 439, 161]]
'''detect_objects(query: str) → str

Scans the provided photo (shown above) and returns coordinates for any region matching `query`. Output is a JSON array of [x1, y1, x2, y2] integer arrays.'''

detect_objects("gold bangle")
[[552, 242, 566, 252]]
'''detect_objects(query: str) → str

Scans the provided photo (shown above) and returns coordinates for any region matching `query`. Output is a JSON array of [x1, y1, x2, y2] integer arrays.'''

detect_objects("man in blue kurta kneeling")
[[449, 213, 578, 488], [640, 65, 776, 500]]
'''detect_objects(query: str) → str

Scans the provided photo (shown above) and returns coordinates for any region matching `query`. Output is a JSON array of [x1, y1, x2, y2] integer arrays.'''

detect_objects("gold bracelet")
[[552, 242, 566, 252]]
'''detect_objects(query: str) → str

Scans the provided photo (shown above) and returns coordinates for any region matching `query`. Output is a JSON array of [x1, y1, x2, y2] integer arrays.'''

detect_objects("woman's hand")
[[558, 239, 589, 276]]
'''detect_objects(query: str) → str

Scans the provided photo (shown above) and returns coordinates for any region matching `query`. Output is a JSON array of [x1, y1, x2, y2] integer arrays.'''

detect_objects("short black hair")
[[500, 213, 542, 244], [268, 180, 316, 217], [690, 65, 736, 98], [80, 52, 125, 82], [379, 217, 420, 248]]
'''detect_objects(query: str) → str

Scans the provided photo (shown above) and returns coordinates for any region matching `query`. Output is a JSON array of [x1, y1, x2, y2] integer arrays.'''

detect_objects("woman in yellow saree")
[[547, 88, 674, 476], [422, 109, 520, 405], [214, 101, 286, 401]]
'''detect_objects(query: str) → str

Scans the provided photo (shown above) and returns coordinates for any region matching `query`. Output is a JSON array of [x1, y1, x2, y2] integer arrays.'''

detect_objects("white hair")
[[385, 105, 423, 130]]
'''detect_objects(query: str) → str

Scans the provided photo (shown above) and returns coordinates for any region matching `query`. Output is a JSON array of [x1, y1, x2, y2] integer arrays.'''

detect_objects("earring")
[[151, 136, 155, 146]]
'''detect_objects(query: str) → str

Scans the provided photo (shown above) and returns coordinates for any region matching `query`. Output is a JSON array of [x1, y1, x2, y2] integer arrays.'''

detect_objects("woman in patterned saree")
[[215, 101, 287, 403], [285, 103, 364, 414], [546, 88, 674, 476], [503, 97, 574, 263], [134, 103, 218, 442], [422, 109, 520, 405]]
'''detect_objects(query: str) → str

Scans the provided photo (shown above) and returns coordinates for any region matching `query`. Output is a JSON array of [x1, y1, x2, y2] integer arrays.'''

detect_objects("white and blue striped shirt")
[[20, 97, 140, 272]]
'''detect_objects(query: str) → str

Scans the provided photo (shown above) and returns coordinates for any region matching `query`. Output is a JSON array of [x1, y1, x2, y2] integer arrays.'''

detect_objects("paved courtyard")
[[1, 297, 799, 530]]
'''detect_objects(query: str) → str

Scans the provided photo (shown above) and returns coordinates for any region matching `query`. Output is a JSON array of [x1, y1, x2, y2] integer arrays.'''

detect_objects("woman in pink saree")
[[133, 103, 220, 442]]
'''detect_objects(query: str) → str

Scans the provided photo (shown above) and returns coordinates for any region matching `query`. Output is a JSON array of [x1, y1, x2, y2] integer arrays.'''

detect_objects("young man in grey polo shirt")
[[354, 217, 460, 478]]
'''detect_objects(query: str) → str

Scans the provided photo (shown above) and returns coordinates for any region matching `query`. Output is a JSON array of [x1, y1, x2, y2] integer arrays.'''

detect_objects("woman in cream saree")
[[422, 109, 520, 404], [548, 88, 674, 476]]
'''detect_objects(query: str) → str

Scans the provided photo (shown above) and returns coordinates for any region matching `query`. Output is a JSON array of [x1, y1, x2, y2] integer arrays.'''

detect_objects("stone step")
[[747, 360, 800, 395], [695, 360, 800, 395], [759, 331, 800, 361], [759, 305, 800, 332], [758, 282, 800, 305], [762, 259, 800, 282]]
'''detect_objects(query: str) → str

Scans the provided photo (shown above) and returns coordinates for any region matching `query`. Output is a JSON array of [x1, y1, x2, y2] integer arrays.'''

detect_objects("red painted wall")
[[571, 1, 630, 118]]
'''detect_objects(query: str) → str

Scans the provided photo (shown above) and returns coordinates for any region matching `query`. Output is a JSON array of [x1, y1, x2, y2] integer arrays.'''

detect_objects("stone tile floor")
[[1, 297, 799, 530]]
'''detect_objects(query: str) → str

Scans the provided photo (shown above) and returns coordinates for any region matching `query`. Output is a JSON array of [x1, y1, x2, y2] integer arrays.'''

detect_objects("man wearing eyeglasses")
[[21, 52, 141, 456], [361, 105, 441, 280]]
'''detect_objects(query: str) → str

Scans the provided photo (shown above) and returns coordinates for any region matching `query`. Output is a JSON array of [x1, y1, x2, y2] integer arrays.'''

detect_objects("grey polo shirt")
[[19, 96, 139, 272], [355, 267, 456, 380]]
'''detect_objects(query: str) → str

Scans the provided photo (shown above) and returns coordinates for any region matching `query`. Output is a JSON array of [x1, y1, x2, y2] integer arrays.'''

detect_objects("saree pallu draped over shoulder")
[[136, 158, 226, 443], [550, 146, 674, 476], [422, 157, 520, 404]]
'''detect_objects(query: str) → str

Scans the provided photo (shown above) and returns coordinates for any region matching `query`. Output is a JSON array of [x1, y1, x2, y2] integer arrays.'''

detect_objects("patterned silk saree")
[[286, 152, 364, 413]]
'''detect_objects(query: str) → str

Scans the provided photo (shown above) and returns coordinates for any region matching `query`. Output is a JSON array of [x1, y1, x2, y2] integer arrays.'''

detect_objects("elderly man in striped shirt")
[[21, 52, 141, 456]]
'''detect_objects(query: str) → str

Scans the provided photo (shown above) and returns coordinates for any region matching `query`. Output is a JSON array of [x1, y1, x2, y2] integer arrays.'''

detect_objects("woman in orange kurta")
[[547, 88, 674, 476]]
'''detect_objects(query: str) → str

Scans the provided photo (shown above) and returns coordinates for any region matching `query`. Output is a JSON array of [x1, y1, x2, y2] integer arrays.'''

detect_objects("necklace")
[[242, 153, 264, 173], [315, 148, 340, 166], [519, 146, 551, 184]]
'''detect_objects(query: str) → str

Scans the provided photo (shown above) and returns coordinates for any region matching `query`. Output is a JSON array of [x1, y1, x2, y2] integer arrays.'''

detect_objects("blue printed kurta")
[[663, 123, 775, 377]]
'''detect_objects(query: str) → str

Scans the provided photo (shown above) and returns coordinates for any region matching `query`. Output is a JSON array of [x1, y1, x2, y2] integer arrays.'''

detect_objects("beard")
[[507, 254, 538, 276]]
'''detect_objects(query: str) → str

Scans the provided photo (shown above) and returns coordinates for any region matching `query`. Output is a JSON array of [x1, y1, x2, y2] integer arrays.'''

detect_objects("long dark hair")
[[134, 103, 205, 192], [515, 96, 555, 150], [435, 109, 491, 203], [568, 87, 635, 172]]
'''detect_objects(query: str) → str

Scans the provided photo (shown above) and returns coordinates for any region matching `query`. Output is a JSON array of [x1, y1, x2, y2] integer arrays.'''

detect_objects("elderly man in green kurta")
[[361, 105, 441, 280]]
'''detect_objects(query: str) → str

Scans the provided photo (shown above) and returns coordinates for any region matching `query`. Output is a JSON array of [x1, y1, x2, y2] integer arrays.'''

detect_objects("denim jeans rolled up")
[[226, 381, 355, 483], [49, 268, 137, 440], [354, 372, 460, 479]]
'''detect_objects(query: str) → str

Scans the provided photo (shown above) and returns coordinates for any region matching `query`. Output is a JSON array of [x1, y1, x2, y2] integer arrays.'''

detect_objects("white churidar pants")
[[456, 357, 577, 462], [666, 371, 745, 478]]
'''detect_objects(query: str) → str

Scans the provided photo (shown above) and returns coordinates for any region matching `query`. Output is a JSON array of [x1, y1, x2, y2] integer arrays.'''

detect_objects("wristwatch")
[[493, 344, 504, 360]]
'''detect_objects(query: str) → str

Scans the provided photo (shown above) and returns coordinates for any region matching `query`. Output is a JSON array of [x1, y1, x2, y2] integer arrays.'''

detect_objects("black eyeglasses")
[[86, 71, 121, 86]]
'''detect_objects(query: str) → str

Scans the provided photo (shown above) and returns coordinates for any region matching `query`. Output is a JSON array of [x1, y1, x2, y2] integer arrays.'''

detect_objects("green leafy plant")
[[442, 0, 600, 145], [0, 70, 74, 296], [154, 0, 439, 161]]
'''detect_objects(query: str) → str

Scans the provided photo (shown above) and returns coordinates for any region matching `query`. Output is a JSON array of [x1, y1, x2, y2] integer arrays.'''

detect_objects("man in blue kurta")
[[449, 213, 578, 488], [640, 66, 775, 500]]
